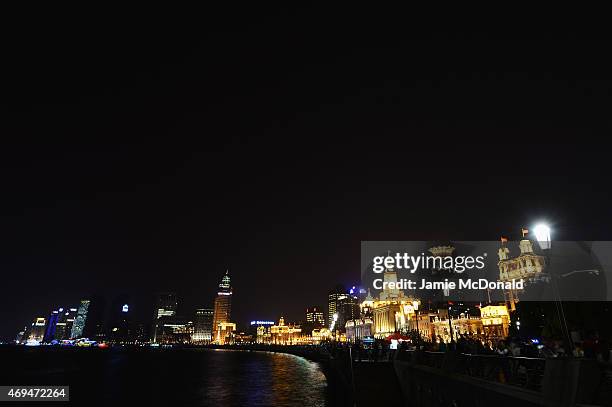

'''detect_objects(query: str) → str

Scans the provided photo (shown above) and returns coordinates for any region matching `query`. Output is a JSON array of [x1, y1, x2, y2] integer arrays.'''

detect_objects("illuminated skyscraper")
[[328, 284, 346, 330], [70, 299, 90, 339], [27, 317, 46, 343], [54, 307, 77, 340], [153, 292, 178, 342], [306, 306, 325, 327], [155, 292, 178, 319], [339, 293, 361, 332], [192, 308, 214, 343], [212, 270, 232, 343]]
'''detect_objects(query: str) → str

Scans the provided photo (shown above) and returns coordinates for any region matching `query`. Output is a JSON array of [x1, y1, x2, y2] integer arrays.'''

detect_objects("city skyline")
[[13, 232, 610, 347], [5, 230, 611, 342], [10, 267, 355, 343], [4, 16, 612, 345]]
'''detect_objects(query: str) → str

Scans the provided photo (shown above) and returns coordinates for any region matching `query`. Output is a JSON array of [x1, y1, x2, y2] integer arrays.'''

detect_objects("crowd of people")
[[323, 330, 611, 363]]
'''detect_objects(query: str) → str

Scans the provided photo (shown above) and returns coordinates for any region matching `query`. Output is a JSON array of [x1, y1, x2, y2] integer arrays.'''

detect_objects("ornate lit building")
[[270, 317, 302, 345], [369, 266, 419, 338], [412, 312, 437, 341], [429, 305, 509, 343], [432, 313, 484, 343], [480, 304, 510, 340], [498, 235, 546, 310], [212, 270, 232, 343], [216, 321, 236, 344], [346, 317, 374, 341], [256, 325, 272, 344], [358, 250, 512, 344], [311, 328, 332, 344]]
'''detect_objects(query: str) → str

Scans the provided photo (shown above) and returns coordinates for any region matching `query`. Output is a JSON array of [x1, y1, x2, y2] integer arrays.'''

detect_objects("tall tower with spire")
[[212, 270, 233, 343]]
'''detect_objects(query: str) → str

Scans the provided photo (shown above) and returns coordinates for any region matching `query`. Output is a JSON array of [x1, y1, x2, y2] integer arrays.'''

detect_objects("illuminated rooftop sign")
[[250, 320, 275, 326]]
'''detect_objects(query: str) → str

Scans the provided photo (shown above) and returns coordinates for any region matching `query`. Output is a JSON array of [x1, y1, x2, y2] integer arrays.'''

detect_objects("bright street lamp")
[[533, 223, 551, 250], [330, 313, 338, 338]]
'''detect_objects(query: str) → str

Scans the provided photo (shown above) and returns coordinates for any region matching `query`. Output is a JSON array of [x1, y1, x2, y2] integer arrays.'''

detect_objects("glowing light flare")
[[533, 223, 551, 250]]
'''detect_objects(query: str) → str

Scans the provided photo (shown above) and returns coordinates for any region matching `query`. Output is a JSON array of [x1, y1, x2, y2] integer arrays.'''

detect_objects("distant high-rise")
[[212, 270, 232, 343], [82, 296, 107, 341], [54, 307, 77, 340], [109, 295, 132, 343], [328, 284, 346, 330], [152, 292, 178, 343], [192, 308, 214, 343], [27, 317, 46, 343], [155, 293, 178, 319], [70, 300, 90, 339], [338, 294, 361, 333], [306, 306, 325, 327]]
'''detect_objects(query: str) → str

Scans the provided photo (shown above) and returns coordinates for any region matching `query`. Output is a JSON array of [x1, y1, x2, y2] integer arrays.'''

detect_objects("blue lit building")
[[43, 309, 59, 343]]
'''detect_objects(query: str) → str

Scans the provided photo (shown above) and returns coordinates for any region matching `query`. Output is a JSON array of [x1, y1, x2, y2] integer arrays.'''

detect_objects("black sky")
[[2, 11, 612, 339]]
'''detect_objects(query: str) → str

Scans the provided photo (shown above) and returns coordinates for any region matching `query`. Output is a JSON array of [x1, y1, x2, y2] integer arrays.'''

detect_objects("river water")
[[0, 347, 331, 406]]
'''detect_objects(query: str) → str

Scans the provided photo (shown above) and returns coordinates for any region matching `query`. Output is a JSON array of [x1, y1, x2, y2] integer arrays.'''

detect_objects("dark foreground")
[[0, 346, 331, 407]]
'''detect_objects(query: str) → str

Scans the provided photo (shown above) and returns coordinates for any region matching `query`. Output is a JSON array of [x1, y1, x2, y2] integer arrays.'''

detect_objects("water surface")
[[1, 347, 330, 406]]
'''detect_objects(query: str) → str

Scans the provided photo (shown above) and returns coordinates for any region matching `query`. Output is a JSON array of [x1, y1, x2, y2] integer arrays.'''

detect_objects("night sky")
[[2, 12, 612, 340]]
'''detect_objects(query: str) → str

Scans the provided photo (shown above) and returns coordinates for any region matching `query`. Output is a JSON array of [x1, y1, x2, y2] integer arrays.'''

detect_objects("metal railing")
[[397, 350, 546, 391]]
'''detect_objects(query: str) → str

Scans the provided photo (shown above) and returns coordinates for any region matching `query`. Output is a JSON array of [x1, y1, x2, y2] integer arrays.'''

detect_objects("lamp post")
[[533, 223, 574, 355], [447, 304, 454, 343], [412, 300, 420, 342]]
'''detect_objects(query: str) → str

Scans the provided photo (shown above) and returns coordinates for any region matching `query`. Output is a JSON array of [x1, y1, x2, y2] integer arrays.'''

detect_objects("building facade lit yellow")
[[498, 238, 545, 310], [270, 317, 302, 345], [215, 321, 236, 344], [480, 304, 510, 340]]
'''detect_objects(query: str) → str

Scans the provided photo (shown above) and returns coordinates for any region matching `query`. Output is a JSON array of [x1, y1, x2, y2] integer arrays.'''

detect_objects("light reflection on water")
[[2, 347, 330, 407], [201, 349, 328, 406]]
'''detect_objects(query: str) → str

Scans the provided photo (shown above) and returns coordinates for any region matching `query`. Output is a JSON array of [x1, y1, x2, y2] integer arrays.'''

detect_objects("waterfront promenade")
[[210, 344, 612, 407]]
